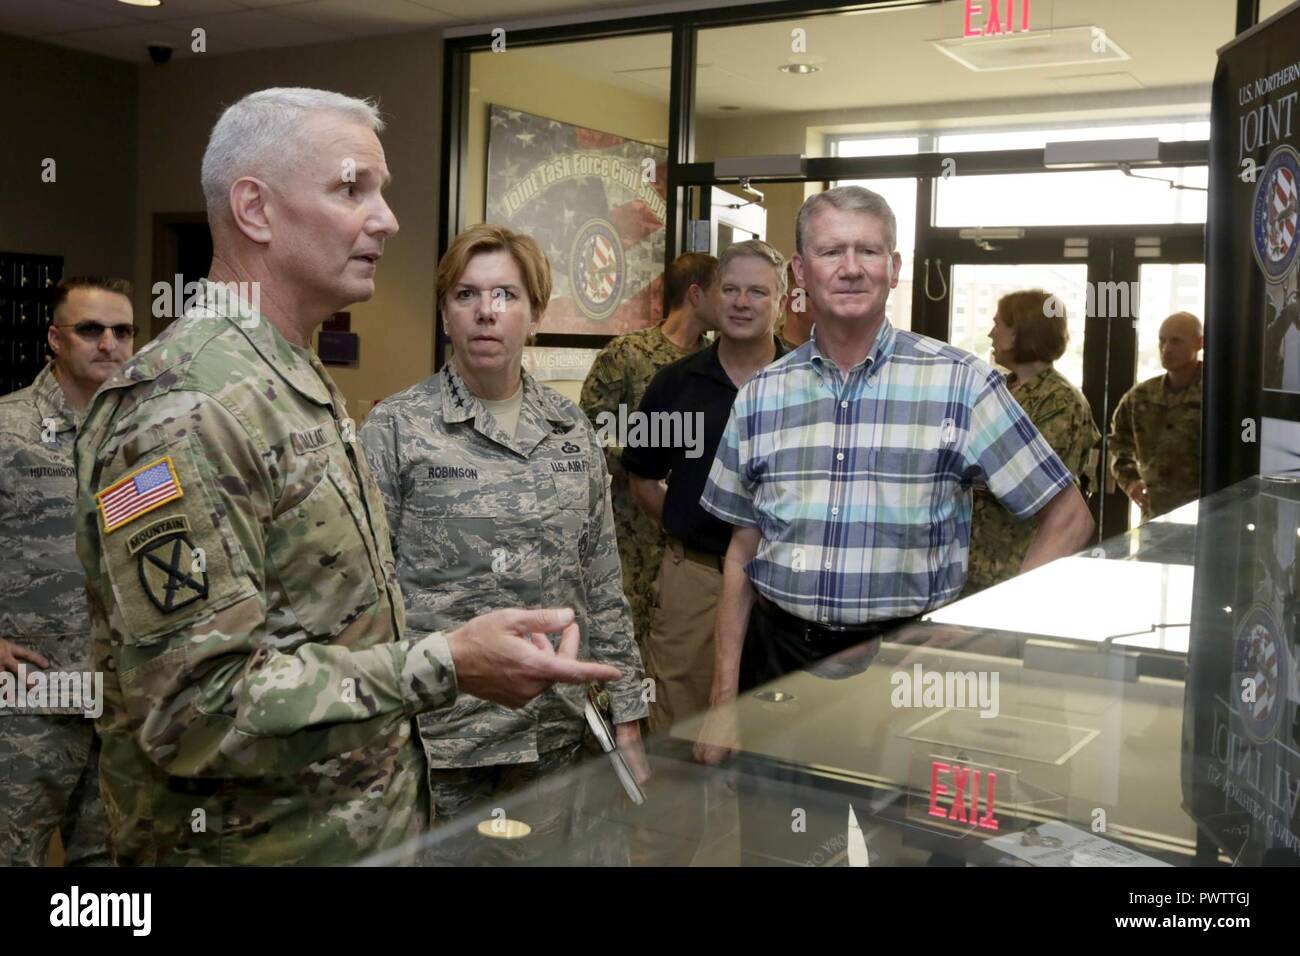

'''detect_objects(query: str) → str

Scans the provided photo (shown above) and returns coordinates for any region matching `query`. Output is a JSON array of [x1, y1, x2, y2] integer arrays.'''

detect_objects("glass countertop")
[[365, 475, 1300, 867]]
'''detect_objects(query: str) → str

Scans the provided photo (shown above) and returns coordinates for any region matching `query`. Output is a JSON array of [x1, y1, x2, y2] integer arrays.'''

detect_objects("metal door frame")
[[918, 223, 1205, 540]]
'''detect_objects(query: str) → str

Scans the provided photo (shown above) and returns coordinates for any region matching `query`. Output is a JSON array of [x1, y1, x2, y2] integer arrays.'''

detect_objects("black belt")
[[753, 593, 914, 643], [668, 537, 724, 572]]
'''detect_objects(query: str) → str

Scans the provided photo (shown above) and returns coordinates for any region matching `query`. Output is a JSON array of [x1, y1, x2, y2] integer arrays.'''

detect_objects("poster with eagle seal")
[[486, 105, 668, 336], [1184, 0, 1300, 866], [1204, 0, 1300, 497]]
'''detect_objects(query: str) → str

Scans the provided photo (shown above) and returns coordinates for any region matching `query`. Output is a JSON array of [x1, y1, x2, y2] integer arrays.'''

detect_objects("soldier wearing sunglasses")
[[0, 276, 134, 866]]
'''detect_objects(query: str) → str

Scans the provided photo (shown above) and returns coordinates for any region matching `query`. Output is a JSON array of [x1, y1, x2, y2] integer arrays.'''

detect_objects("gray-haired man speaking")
[[73, 88, 619, 866]]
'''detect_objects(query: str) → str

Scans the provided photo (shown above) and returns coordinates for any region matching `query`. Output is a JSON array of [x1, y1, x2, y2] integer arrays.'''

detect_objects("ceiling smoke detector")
[[932, 25, 1130, 72]]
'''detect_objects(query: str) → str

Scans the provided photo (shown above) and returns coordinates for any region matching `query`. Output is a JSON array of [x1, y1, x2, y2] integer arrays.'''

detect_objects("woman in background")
[[965, 289, 1100, 595]]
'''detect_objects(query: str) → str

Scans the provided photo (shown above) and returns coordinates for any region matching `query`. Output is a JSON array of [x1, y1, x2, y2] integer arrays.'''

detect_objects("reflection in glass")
[[359, 480, 1300, 867]]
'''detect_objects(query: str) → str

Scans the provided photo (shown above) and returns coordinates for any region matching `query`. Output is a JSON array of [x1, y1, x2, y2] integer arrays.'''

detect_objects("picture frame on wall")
[[486, 105, 668, 337]]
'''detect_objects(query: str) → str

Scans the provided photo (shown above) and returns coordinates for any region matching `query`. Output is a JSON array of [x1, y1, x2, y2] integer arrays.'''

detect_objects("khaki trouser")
[[630, 540, 730, 865], [646, 538, 722, 735]]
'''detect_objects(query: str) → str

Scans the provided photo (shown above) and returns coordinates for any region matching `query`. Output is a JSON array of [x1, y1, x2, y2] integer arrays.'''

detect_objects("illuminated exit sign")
[[929, 758, 1002, 830], [964, 0, 1032, 36]]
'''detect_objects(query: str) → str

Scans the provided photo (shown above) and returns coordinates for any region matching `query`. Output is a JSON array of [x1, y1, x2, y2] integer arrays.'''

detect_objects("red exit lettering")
[[964, 0, 1032, 37], [928, 759, 1000, 831]]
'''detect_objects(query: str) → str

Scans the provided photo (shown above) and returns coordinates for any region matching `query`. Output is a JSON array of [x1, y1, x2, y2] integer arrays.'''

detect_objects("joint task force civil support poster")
[[486, 105, 669, 337]]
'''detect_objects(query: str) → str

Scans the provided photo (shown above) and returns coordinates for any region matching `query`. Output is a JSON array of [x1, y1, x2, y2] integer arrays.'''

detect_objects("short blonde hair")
[[999, 289, 1067, 363], [436, 223, 552, 317], [718, 239, 788, 296]]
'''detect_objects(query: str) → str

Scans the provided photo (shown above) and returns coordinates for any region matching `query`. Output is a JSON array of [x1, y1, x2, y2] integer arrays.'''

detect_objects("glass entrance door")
[[918, 228, 1205, 541]]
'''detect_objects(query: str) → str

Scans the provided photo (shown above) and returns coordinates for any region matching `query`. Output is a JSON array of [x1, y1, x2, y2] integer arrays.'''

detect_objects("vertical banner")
[[486, 106, 668, 336], [1206, 2, 1300, 493], [1181, 479, 1300, 865], [1186, 3, 1300, 865]]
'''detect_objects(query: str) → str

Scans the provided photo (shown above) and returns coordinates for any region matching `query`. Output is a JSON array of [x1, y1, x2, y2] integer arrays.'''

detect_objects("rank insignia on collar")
[[136, 534, 208, 614]]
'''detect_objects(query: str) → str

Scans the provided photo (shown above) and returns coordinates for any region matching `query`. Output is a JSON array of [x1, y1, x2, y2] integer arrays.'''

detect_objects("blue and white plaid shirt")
[[700, 321, 1073, 624]]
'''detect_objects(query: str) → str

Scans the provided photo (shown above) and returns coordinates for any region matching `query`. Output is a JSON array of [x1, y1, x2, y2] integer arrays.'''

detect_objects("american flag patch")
[[96, 456, 184, 534]]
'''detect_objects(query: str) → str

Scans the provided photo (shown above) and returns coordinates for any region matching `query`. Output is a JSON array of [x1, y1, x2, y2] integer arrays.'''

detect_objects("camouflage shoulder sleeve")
[[1108, 388, 1141, 488], [0, 402, 32, 619], [1028, 380, 1100, 493], [571, 406, 647, 724], [77, 389, 454, 779], [579, 341, 628, 418], [0, 399, 28, 498], [580, 340, 631, 480], [358, 403, 401, 557]]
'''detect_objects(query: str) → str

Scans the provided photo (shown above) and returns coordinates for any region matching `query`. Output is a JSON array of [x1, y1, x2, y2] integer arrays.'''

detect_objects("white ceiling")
[[510, 0, 1236, 115], [0, 0, 675, 62], [0, 0, 1240, 117]]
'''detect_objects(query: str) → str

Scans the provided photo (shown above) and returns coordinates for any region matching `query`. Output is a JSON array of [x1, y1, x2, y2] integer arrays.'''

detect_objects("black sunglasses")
[[54, 321, 136, 342]]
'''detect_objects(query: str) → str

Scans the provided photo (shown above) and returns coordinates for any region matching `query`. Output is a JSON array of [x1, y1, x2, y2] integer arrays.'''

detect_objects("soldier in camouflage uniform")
[[362, 224, 649, 865], [0, 277, 133, 866], [966, 291, 1100, 595], [579, 253, 717, 671], [1109, 312, 1203, 522], [72, 89, 617, 867]]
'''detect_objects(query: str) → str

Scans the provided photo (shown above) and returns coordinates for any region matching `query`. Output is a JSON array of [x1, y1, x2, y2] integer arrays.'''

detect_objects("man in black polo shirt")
[[623, 239, 788, 736]]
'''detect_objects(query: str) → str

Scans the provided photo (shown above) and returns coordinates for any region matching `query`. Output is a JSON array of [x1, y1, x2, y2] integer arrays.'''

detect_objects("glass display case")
[[365, 476, 1300, 867]]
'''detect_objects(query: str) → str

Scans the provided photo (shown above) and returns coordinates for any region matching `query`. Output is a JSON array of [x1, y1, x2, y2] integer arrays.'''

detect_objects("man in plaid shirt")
[[695, 186, 1095, 765]]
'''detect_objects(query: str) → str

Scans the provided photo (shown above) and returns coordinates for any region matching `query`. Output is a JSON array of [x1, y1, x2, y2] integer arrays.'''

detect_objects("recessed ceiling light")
[[118, 0, 163, 6], [779, 63, 820, 75]]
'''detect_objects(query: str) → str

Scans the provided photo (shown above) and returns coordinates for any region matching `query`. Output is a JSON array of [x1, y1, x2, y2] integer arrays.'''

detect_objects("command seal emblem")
[[1232, 604, 1288, 744], [1252, 146, 1300, 282], [570, 218, 624, 321]]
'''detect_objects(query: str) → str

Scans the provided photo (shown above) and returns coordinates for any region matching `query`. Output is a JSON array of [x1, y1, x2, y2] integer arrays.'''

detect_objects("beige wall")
[[0, 34, 136, 287], [697, 114, 823, 260], [134, 30, 442, 418]]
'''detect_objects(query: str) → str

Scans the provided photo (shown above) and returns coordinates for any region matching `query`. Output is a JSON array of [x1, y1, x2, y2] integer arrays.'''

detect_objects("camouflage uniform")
[[579, 326, 701, 665], [0, 364, 109, 866], [360, 363, 647, 864], [73, 281, 459, 866], [1108, 365, 1202, 521], [965, 366, 1100, 595]]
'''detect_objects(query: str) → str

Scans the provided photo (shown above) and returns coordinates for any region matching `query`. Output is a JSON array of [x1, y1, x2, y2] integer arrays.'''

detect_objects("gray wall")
[[0, 32, 137, 283], [134, 29, 443, 415]]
